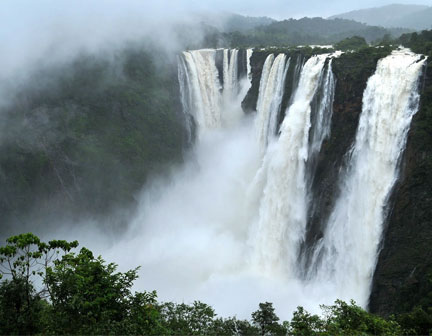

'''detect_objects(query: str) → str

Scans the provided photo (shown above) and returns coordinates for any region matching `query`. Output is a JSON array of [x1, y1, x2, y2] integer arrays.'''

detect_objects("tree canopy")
[[1, 233, 430, 335]]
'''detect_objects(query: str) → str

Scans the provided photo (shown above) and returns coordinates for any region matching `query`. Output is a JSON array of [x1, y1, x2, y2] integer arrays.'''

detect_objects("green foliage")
[[288, 300, 401, 335], [322, 300, 401, 335], [289, 306, 324, 335], [0, 233, 78, 334], [159, 301, 217, 335], [396, 306, 432, 335], [334, 36, 368, 51], [224, 17, 407, 48], [0, 234, 426, 335], [123, 291, 168, 335], [45, 247, 138, 333], [0, 278, 45, 335], [0, 234, 166, 335], [0, 233, 78, 281], [252, 302, 287, 336], [397, 29, 432, 55], [210, 316, 259, 335], [0, 44, 188, 229]]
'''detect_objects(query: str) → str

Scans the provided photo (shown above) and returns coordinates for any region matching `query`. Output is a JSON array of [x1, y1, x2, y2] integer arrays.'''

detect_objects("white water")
[[255, 53, 290, 149], [181, 49, 222, 133], [222, 49, 239, 103], [307, 49, 426, 306], [246, 48, 253, 81], [309, 59, 335, 156], [180, 48, 247, 131], [101, 48, 425, 320], [249, 54, 328, 278]]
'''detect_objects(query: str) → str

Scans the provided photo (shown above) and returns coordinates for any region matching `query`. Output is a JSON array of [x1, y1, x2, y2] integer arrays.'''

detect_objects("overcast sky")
[[0, 0, 431, 83], [192, 0, 432, 18], [2, 0, 431, 24]]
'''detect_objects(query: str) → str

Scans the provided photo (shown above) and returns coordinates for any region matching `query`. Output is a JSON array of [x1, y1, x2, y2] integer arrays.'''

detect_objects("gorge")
[[120, 46, 427, 317], [1, 37, 431, 325]]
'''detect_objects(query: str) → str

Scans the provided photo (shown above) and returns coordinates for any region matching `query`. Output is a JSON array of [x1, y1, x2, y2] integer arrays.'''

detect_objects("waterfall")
[[309, 59, 335, 157], [167, 47, 426, 317], [181, 49, 222, 133], [250, 54, 329, 277], [246, 49, 253, 81], [177, 54, 194, 141], [222, 49, 239, 103], [179, 48, 251, 133], [307, 49, 426, 306], [255, 54, 290, 149]]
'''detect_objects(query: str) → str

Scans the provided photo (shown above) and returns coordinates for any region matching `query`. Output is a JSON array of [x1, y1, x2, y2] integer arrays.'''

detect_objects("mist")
[[0, 0, 429, 323]]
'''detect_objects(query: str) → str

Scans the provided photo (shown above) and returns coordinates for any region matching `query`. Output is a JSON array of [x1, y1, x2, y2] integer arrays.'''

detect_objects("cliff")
[[243, 45, 432, 317], [369, 53, 432, 316]]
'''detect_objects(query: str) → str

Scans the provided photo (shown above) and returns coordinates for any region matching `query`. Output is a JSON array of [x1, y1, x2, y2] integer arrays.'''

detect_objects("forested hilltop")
[[330, 4, 432, 31], [178, 15, 411, 49], [222, 17, 410, 47]]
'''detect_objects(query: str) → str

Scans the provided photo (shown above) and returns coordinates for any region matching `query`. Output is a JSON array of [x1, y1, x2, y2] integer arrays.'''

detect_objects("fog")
[[1, 0, 431, 83], [0, 0, 429, 320]]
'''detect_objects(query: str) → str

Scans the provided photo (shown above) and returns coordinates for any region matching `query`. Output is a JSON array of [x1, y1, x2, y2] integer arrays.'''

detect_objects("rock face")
[[301, 49, 389, 265], [0, 47, 188, 236], [245, 47, 432, 316], [369, 58, 432, 316], [243, 47, 392, 276]]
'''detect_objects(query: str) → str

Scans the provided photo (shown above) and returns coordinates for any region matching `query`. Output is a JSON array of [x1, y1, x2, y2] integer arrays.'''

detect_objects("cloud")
[[1, 0, 430, 83]]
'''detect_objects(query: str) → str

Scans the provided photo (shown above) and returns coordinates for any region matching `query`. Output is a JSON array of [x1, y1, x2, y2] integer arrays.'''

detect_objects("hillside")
[[218, 13, 275, 32], [330, 4, 432, 30], [225, 17, 410, 47], [0, 44, 188, 237]]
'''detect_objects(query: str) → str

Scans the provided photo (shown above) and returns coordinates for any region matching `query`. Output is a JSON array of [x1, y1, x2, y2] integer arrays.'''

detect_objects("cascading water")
[[122, 47, 426, 319], [306, 49, 426, 306], [246, 49, 253, 81], [309, 59, 335, 158], [249, 54, 329, 277], [177, 54, 195, 141], [179, 48, 247, 132], [222, 49, 239, 103], [254, 53, 290, 149], [180, 49, 222, 133]]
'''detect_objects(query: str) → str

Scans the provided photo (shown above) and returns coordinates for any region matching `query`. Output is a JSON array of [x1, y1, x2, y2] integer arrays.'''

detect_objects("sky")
[[0, 0, 431, 86], [1, 0, 431, 26], [194, 0, 431, 18]]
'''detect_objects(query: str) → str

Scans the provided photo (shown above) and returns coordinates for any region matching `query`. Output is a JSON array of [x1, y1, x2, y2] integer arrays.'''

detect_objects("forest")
[[0, 233, 429, 335]]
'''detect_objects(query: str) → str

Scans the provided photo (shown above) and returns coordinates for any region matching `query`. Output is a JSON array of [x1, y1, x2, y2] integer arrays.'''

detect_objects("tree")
[[159, 301, 217, 335], [0, 234, 413, 335], [289, 306, 324, 336], [209, 316, 259, 336], [0, 277, 46, 334], [322, 300, 401, 335], [44, 247, 165, 334], [0, 233, 77, 334], [289, 300, 402, 336], [334, 36, 368, 50], [252, 302, 287, 336], [0, 233, 164, 335], [396, 306, 432, 335]]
